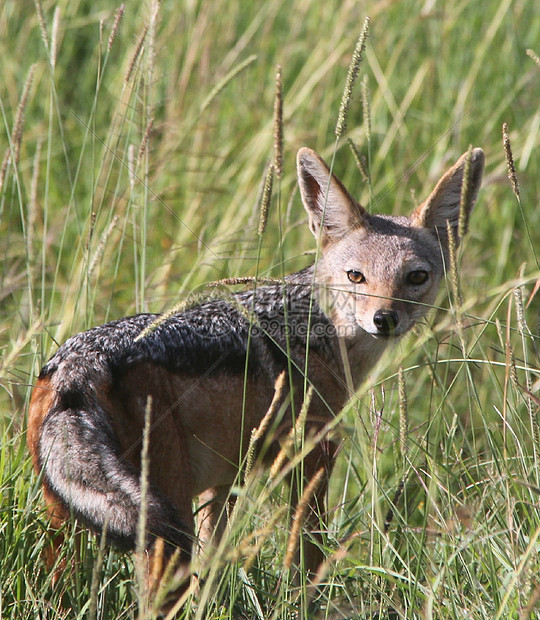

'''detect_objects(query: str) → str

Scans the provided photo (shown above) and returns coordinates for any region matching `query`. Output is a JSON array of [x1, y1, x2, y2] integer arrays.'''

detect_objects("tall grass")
[[1, 0, 539, 618]]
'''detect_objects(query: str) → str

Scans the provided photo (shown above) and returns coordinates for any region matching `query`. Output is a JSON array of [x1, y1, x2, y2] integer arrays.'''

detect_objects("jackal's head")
[[297, 147, 484, 340]]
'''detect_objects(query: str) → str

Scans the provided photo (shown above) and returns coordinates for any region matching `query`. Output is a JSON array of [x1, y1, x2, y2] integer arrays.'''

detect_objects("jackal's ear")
[[297, 147, 367, 244], [411, 148, 484, 238]]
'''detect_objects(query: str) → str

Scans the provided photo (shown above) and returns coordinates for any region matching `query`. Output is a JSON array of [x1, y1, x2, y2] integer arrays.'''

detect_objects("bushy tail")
[[38, 402, 191, 560]]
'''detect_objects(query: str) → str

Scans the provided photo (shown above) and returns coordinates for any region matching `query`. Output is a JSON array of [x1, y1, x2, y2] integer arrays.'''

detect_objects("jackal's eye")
[[407, 270, 429, 285], [347, 270, 365, 284]]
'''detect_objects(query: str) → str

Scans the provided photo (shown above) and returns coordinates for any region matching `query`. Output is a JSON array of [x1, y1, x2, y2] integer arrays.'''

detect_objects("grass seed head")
[[125, 26, 148, 84], [274, 65, 283, 178], [108, 4, 125, 51], [526, 48, 540, 67], [283, 467, 325, 570], [398, 366, 408, 462], [502, 122, 520, 199], [258, 164, 274, 236], [335, 16, 370, 139]]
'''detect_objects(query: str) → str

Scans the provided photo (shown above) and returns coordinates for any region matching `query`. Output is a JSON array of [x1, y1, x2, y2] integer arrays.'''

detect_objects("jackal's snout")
[[373, 309, 399, 336]]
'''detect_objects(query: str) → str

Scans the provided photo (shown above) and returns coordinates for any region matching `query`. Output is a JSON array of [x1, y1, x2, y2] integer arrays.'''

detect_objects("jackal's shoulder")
[[41, 303, 253, 380], [41, 276, 334, 384]]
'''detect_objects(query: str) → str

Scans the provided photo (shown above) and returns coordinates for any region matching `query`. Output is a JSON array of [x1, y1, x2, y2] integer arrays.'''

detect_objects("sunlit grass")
[[1, 1, 539, 618]]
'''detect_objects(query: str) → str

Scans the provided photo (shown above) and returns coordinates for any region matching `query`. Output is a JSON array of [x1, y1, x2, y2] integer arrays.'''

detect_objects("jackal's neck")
[[283, 264, 316, 286]]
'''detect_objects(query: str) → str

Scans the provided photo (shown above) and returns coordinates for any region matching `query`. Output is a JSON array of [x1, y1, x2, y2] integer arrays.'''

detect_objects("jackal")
[[28, 147, 484, 598]]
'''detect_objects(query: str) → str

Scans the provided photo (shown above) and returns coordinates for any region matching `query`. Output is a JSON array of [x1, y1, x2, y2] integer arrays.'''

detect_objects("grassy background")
[[1, 0, 539, 618]]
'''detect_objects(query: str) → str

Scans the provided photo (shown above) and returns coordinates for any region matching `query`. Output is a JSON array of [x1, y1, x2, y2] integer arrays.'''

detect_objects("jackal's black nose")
[[373, 310, 399, 335]]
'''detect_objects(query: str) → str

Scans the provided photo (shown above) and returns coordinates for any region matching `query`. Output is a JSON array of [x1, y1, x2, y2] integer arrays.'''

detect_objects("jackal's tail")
[[33, 389, 191, 560]]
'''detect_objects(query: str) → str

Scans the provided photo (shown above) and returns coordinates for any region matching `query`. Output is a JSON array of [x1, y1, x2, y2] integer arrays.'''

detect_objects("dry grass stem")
[[283, 467, 325, 570], [502, 122, 520, 199], [206, 276, 281, 287], [347, 138, 369, 183], [293, 385, 313, 447], [150, 537, 166, 588], [135, 395, 153, 611], [89, 514, 109, 620], [384, 477, 405, 533], [515, 266, 538, 458], [200, 54, 257, 115], [335, 16, 370, 138], [253, 372, 286, 443], [227, 507, 287, 572], [153, 547, 187, 612], [10, 64, 36, 170], [270, 439, 291, 481], [27, 140, 42, 266], [88, 215, 119, 278], [526, 278, 540, 310], [134, 288, 235, 342], [520, 584, 540, 620], [134, 294, 213, 341], [137, 395, 153, 553], [495, 318, 505, 351], [269, 386, 313, 479], [245, 372, 287, 478]]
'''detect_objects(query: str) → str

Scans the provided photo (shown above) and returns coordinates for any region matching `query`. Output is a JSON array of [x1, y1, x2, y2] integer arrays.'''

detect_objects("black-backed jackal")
[[28, 147, 484, 603]]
